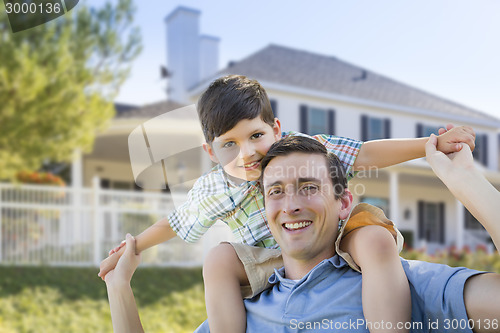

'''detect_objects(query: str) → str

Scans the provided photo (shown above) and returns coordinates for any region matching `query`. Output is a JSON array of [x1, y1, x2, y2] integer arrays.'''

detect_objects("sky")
[[87, 0, 500, 120]]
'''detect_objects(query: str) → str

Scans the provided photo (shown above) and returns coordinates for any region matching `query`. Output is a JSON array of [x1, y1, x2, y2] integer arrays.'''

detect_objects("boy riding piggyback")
[[99, 75, 475, 333]]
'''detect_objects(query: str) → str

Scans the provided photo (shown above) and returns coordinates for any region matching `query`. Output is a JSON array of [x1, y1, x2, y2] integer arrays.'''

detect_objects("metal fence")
[[0, 180, 232, 267]]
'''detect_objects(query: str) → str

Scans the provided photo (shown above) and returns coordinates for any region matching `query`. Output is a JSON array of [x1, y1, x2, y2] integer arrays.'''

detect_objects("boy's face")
[[204, 117, 281, 182]]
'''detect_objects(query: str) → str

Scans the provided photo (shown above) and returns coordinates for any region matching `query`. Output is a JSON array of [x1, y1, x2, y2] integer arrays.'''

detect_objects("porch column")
[[455, 199, 464, 250], [71, 148, 83, 189], [389, 171, 399, 222], [93, 176, 102, 266], [72, 148, 83, 250]]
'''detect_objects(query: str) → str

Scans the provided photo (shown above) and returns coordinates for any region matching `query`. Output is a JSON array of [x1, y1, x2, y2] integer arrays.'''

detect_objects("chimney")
[[165, 7, 201, 103], [200, 35, 220, 81], [165, 7, 219, 103]]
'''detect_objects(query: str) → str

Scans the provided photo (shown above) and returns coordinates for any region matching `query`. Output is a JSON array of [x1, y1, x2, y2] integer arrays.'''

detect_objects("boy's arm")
[[425, 134, 500, 251], [353, 125, 475, 171], [134, 217, 178, 253], [98, 217, 177, 280]]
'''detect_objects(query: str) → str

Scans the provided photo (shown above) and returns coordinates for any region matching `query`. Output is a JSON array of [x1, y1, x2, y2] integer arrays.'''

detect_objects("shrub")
[[16, 171, 65, 186]]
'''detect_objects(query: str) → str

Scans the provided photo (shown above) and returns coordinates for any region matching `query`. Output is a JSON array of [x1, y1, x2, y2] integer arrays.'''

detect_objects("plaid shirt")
[[168, 131, 362, 248]]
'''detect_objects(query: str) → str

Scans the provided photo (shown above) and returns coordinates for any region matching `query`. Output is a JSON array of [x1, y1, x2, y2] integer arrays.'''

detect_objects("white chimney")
[[200, 35, 220, 81], [165, 7, 201, 103]]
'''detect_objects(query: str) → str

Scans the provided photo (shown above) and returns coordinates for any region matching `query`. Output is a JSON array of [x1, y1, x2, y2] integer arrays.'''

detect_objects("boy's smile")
[[204, 117, 281, 183]]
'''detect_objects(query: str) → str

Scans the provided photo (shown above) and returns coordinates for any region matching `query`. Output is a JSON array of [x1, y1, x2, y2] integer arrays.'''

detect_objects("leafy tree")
[[0, 0, 142, 180]]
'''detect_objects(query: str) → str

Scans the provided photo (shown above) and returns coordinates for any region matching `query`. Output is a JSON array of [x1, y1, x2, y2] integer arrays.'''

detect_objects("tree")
[[0, 0, 142, 180]]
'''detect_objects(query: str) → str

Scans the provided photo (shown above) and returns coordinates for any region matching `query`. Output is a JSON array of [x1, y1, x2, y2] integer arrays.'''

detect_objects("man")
[[105, 135, 500, 333]]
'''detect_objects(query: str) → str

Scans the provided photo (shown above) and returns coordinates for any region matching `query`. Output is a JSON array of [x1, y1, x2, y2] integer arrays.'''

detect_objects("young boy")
[[99, 75, 475, 333]]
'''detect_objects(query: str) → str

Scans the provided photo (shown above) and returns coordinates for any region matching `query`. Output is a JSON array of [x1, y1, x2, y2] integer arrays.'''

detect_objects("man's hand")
[[104, 233, 141, 287], [98, 239, 129, 281], [435, 124, 475, 153], [425, 134, 475, 182], [98, 251, 121, 281]]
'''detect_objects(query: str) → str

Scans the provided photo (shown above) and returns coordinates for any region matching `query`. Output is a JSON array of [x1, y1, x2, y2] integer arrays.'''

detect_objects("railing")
[[0, 181, 233, 267]]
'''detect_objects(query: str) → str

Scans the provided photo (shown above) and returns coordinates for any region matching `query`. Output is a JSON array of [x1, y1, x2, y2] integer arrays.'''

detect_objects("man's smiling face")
[[263, 152, 352, 263]]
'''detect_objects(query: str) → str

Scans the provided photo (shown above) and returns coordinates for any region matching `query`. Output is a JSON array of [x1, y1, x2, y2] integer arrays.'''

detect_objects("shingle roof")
[[215, 44, 499, 123], [114, 100, 190, 119]]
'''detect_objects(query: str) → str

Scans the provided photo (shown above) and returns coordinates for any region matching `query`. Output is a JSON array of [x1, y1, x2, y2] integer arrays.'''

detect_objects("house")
[[4, 6, 497, 267], [187, 42, 500, 252], [154, 6, 500, 253]]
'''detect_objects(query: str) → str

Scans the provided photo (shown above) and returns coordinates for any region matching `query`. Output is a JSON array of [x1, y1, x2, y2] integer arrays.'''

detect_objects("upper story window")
[[361, 115, 391, 141], [472, 133, 488, 166], [416, 124, 442, 137], [417, 124, 489, 167], [269, 99, 277, 118], [299, 105, 335, 135]]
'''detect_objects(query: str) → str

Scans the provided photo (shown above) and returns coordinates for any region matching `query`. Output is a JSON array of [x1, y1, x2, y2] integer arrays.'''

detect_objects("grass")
[[1, 248, 498, 332], [0, 266, 206, 333]]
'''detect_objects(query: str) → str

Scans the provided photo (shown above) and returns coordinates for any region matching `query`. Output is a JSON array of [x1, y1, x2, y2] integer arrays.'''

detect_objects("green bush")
[[401, 247, 500, 272]]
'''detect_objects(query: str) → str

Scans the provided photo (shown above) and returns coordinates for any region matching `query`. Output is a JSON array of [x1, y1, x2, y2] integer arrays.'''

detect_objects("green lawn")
[[1, 249, 498, 333], [0, 266, 206, 333]]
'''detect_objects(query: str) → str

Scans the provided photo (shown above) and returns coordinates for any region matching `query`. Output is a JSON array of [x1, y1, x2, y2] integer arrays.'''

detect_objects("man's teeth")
[[284, 221, 312, 230], [244, 161, 259, 168]]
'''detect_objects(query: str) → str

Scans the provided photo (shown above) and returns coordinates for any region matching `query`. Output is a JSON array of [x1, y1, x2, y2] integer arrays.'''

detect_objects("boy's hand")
[[436, 124, 475, 153], [426, 134, 475, 181], [104, 233, 141, 286], [109, 240, 126, 256], [437, 123, 454, 135], [98, 246, 125, 281]]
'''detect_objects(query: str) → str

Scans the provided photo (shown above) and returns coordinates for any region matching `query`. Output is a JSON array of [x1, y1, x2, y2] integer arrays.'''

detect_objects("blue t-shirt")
[[195, 256, 484, 333]]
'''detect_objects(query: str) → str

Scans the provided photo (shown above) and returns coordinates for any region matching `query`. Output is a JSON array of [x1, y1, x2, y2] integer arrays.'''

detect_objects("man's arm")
[[99, 217, 177, 280], [426, 134, 500, 333], [105, 234, 144, 333], [425, 134, 500, 250], [353, 125, 475, 171]]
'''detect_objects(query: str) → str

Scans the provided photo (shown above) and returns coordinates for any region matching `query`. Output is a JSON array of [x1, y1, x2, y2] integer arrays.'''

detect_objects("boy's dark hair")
[[197, 75, 275, 143], [260, 136, 348, 199]]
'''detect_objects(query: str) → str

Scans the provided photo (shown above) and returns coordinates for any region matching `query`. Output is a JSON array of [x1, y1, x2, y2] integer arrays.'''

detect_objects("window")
[[269, 99, 277, 117], [472, 133, 488, 166], [464, 208, 485, 230], [416, 124, 442, 137], [360, 197, 389, 216], [418, 201, 445, 244], [299, 105, 335, 135], [112, 181, 134, 190], [309, 108, 328, 135], [361, 115, 390, 141], [100, 178, 138, 191]]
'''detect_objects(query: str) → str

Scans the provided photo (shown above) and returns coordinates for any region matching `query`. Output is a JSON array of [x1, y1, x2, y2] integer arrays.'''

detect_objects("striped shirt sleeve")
[[283, 131, 363, 180], [167, 165, 254, 243]]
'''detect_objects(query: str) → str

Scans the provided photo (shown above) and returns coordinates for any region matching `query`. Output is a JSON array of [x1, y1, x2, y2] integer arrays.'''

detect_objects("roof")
[[114, 100, 191, 119], [114, 102, 139, 116], [213, 44, 499, 124]]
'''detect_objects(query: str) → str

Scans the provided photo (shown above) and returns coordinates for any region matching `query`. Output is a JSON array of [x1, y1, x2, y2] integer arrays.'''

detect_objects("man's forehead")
[[263, 153, 329, 185]]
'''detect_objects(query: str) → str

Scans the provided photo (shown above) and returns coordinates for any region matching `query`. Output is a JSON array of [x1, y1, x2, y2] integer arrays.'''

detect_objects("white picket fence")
[[0, 180, 232, 267]]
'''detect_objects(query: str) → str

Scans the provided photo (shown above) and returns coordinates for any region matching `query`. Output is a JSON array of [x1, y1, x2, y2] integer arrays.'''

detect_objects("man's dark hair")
[[260, 136, 348, 199], [197, 75, 275, 143]]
